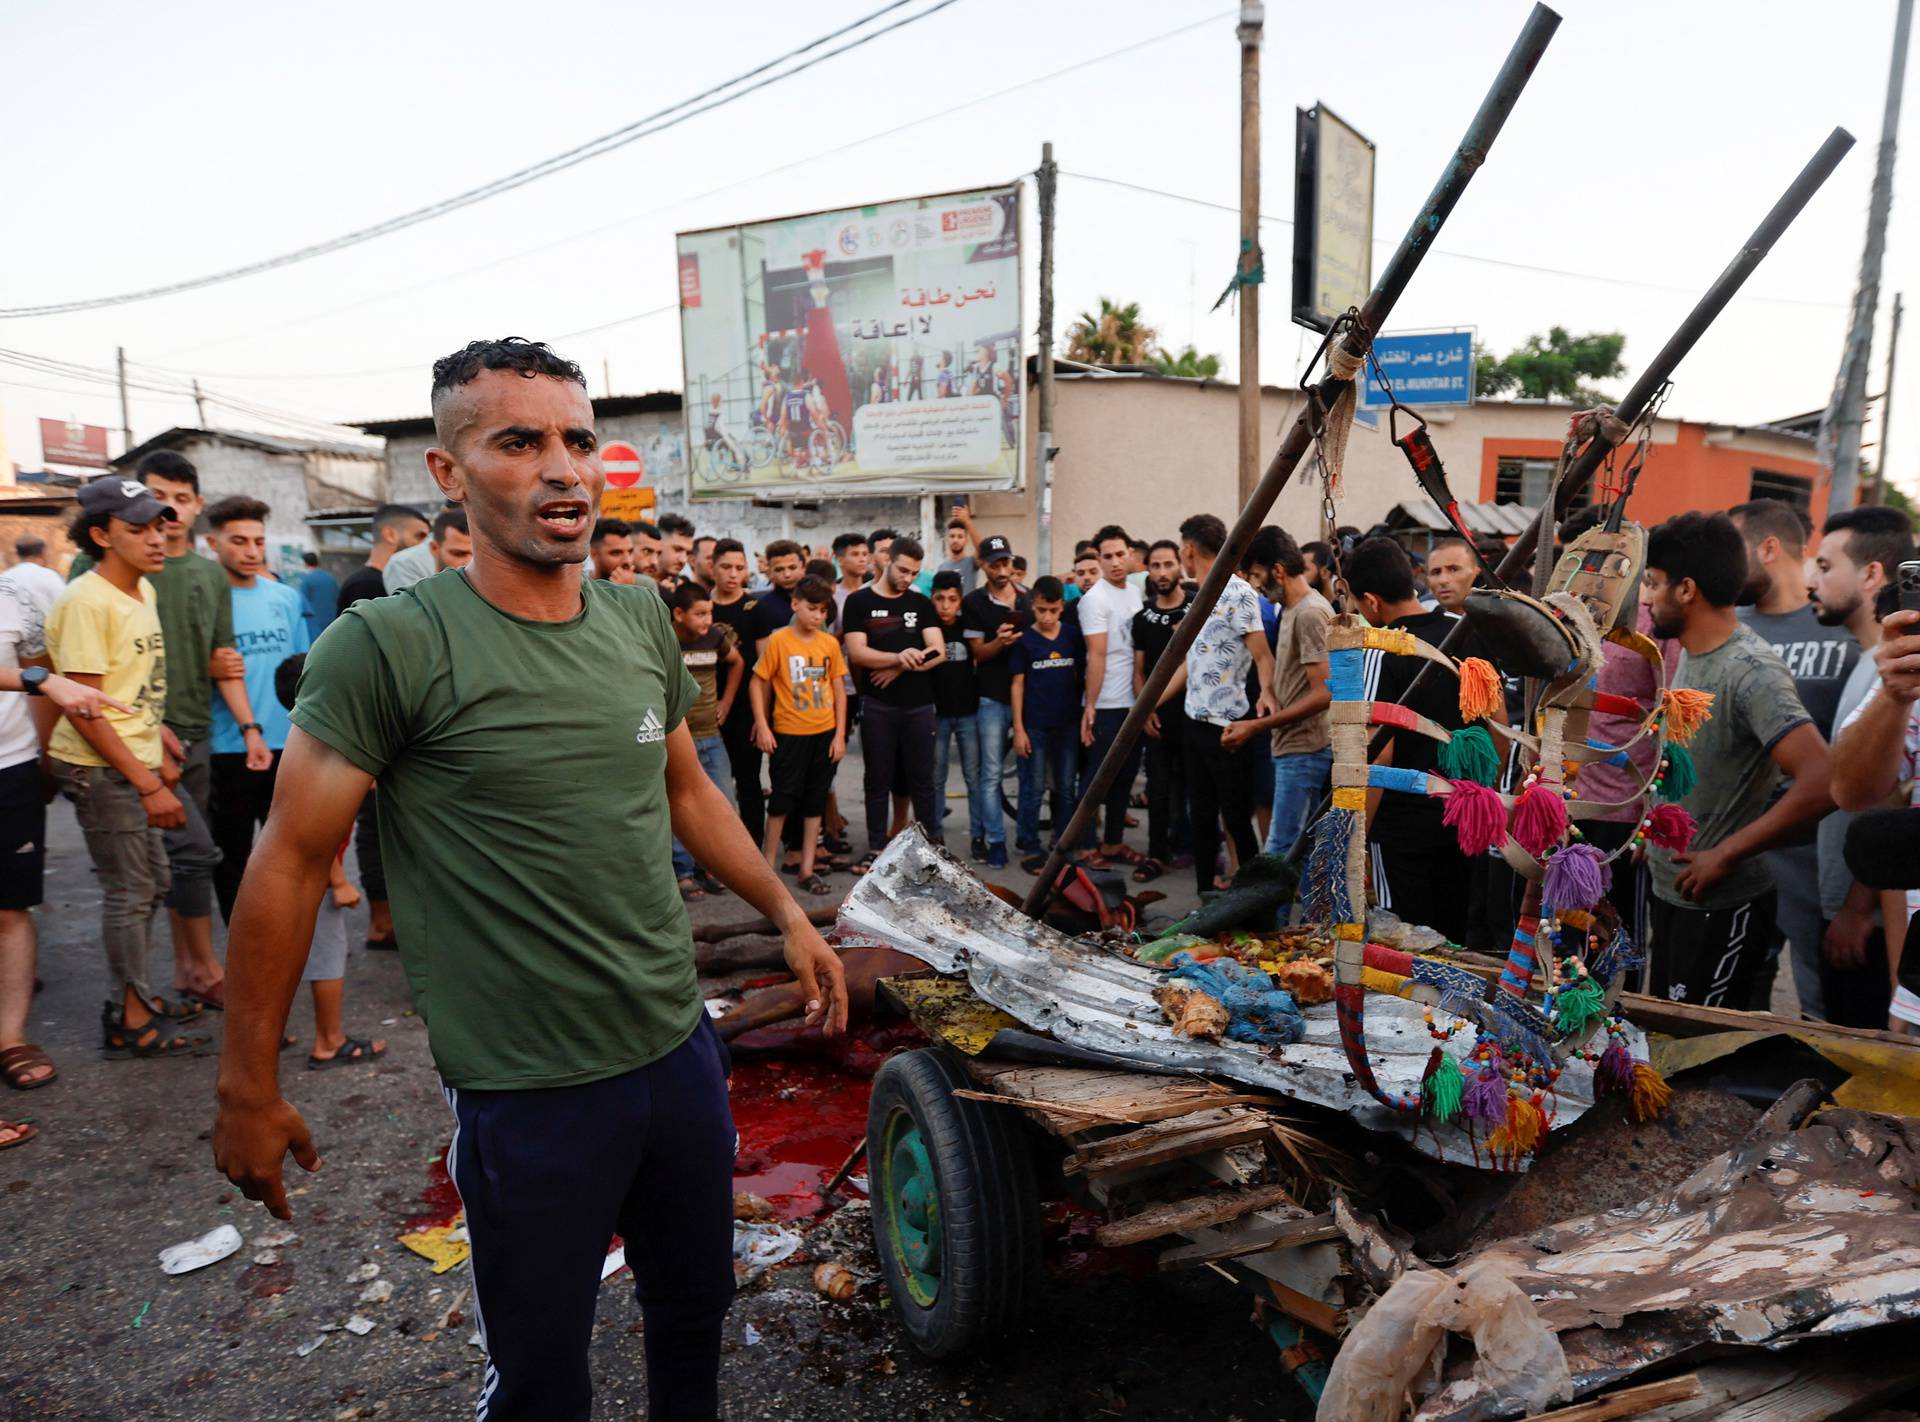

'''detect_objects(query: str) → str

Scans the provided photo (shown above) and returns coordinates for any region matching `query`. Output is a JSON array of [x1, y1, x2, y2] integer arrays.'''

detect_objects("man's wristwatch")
[[19, 666, 48, 697], [239, 722, 264, 736]]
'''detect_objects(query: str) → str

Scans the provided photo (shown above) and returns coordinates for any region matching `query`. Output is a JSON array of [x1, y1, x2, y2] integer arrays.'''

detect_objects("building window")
[[1494, 456, 1588, 513], [1750, 468, 1812, 511]]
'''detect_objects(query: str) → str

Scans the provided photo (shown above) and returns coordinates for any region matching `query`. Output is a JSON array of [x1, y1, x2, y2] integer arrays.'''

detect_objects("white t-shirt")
[[0, 562, 64, 630], [382, 539, 436, 593], [0, 578, 45, 769], [1076, 577, 1142, 710]]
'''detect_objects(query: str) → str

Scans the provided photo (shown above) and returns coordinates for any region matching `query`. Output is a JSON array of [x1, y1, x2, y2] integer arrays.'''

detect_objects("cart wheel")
[[868, 1048, 1041, 1359]]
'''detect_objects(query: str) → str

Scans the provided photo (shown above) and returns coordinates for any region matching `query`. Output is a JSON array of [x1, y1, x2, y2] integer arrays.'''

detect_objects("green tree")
[[1474, 327, 1626, 404], [1150, 344, 1223, 379], [1064, 297, 1158, 366]]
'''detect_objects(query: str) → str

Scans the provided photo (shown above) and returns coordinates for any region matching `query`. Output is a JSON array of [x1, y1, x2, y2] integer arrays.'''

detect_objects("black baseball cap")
[[80, 476, 177, 527], [980, 534, 1014, 563]]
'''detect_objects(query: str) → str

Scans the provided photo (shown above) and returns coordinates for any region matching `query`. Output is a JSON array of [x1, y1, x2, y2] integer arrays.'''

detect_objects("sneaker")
[[985, 844, 1008, 869], [971, 836, 989, 862]]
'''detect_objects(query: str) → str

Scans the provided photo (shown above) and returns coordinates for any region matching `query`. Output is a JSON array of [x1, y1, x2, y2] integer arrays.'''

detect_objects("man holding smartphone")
[[961, 535, 1029, 867]]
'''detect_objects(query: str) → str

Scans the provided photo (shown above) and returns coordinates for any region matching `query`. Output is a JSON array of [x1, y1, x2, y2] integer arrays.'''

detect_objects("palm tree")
[[1150, 344, 1222, 379], [1064, 297, 1158, 366]]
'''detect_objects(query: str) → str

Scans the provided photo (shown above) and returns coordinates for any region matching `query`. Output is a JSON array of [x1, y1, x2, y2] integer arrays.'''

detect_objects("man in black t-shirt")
[[1132, 539, 1192, 867], [841, 538, 943, 869], [1347, 537, 1471, 943], [960, 535, 1031, 868], [708, 540, 767, 843]]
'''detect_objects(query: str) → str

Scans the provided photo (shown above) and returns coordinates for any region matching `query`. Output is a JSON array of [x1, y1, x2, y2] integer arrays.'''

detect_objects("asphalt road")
[[0, 748, 1305, 1421]]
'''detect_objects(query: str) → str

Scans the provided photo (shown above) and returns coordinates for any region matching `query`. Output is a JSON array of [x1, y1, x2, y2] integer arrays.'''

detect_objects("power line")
[[150, 7, 1238, 373], [0, 0, 962, 320], [1058, 170, 1849, 312]]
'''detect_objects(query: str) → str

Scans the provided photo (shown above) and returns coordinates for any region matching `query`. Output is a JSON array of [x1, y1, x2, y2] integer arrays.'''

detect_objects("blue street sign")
[[1360, 330, 1474, 409]]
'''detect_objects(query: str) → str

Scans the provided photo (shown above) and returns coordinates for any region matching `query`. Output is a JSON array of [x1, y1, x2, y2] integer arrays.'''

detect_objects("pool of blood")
[[729, 1055, 876, 1220]]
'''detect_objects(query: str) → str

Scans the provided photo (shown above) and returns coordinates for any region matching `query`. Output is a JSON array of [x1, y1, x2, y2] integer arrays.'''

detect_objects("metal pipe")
[[1021, 1, 1563, 918]]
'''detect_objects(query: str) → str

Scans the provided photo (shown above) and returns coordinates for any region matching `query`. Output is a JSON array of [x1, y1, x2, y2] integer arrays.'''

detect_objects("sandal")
[[796, 874, 835, 897], [365, 936, 399, 952], [308, 1037, 386, 1071], [850, 852, 880, 876], [1130, 859, 1165, 883], [178, 982, 225, 1011], [694, 870, 730, 898], [0, 1120, 34, 1151], [147, 994, 204, 1022], [102, 1008, 211, 1059], [0, 1043, 56, 1090], [678, 877, 708, 901], [822, 832, 852, 857]]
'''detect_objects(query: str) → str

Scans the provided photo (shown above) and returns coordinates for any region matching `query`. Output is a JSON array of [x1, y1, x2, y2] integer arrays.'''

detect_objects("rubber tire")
[[868, 1048, 1042, 1359]]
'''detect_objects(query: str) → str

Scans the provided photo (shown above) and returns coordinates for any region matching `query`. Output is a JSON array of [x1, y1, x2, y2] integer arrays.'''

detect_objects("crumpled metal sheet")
[[837, 828, 1644, 1170], [1406, 1094, 1920, 1421]]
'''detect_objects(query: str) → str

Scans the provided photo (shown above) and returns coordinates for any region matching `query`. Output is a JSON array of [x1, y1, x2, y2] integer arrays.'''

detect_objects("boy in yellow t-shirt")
[[45, 477, 207, 1057], [750, 577, 846, 895]]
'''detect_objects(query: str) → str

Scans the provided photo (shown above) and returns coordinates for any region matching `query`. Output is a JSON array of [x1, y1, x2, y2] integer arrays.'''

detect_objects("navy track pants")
[[443, 1014, 737, 1421]]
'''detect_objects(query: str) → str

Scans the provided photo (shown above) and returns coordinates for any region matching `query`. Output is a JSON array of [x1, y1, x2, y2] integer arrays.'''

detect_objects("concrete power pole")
[[1237, 1, 1265, 506], [1873, 292, 1905, 505], [1826, 0, 1912, 509], [116, 346, 133, 454], [1034, 141, 1058, 580], [192, 380, 208, 426]]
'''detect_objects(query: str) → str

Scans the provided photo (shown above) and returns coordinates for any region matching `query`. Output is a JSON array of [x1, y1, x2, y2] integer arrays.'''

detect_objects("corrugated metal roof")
[[110, 426, 379, 469], [1390, 497, 1538, 536], [837, 827, 1642, 1171]]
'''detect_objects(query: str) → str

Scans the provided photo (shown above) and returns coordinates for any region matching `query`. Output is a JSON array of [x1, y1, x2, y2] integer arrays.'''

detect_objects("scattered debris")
[[732, 1192, 775, 1222], [344, 1315, 376, 1337], [131, 1300, 151, 1328], [600, 1246, 627, 1282], [253, 1250, 281, 1267], [743, 1323, 762, 1346], [812, 1262, 857, 1301], [357, 1278, 394, 1305], [158, 1223, 243, 1276], [733, 1221, 804, 1284], [295, 1337, 327, 1358], [252, 1228, 297, 1250], [346, 1262, 380, 1284], [398, 1218, 470, 1274]]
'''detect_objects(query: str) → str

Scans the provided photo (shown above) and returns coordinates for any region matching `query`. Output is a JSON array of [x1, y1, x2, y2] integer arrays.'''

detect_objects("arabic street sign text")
[[1360, 331, 1475, 409]]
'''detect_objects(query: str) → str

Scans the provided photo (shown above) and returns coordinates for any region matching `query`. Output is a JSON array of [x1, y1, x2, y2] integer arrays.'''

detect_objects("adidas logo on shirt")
[[635, 709, 666, 744]]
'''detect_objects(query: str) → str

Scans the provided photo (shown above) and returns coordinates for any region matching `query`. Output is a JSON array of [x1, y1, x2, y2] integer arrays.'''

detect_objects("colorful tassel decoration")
[[1463, 1057, 1509, 1128], [1542, 842, 1611, 913], [1443, 779, 1508, 856], [1488, 1093, 1546, 1160], [1655, 742, 1697, 802], [1302, 807, 1356, 924], [1627, 1059, 1672, 1122], [1511, 782, 1570, 857], [1659, 688, 1715, 746], [1551, 974, 1606, 1036], [1422, 1050, 1465, 1123], [1644, 803, 1697, 852], [1437, 724, 1502, 787], [1595, 1041, 1634, 1094], [1458, 657, 1505, 722]]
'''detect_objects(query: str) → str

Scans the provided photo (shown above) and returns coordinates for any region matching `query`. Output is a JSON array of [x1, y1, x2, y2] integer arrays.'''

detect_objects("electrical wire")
[[0, 0, 962, 320], [0, 347, 367, 439], [1058, 170, 1848, 312]]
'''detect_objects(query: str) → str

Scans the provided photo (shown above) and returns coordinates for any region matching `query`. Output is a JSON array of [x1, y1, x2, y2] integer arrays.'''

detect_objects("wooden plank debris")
[[1061, 1108, 1276, 1176], [1534, 1376, 1700, 1422], [1093, 1183, 1302, 1248], [1156, 1211, 1341, 1268]]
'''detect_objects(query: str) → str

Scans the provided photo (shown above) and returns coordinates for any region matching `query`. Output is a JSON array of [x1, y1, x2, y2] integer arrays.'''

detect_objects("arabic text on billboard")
[[39, 418, 110, 469], [1360, 331, 1475, 409], [676, 185, 1023, 500]]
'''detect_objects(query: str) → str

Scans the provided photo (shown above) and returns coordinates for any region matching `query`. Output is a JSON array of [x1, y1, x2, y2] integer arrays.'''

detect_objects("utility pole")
[[1034, 141, 1058, 578], [603, 358, 612, 399], [1873, 291, 1905, 505], [1237, 0, 1265, 506], [1826, 0, 1911, 509], [192, 379, 208, 427], [116, 346, 133, 454]]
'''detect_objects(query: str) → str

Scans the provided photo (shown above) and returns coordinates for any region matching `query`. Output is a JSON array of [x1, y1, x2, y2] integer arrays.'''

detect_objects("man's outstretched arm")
[[213, 727, 373, 1218]]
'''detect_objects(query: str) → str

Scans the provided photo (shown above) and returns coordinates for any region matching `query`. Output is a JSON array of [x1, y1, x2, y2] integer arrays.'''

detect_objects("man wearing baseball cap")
[[47, 477, 208, 1057], [960, 533, 1030, 867]]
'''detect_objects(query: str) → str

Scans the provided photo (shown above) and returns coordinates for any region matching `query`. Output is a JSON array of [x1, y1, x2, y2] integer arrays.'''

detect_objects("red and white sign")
[[678, 253, 701, 308], [601, 440, 645, 489], [39, 418, 109, 469]]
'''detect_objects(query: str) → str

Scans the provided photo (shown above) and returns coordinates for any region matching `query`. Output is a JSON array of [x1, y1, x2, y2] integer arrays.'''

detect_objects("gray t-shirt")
[[1737, 603, 1859, 737], [1650, 624, 1812, 911], [937, 555, 979, 593], [1816, 652, 1884, 918]]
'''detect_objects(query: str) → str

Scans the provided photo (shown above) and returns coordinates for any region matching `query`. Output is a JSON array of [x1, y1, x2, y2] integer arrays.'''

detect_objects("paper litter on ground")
[[159, 1224, 243, 1276]]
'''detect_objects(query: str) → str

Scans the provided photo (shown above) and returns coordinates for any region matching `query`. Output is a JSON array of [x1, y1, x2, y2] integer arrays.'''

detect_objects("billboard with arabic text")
[[676, 184, 1023, 500]]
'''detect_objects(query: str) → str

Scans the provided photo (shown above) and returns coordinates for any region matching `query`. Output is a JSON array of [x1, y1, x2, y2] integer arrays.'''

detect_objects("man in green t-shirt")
[[213, 338, 846, 1421], [72, 451, 272, 1008]]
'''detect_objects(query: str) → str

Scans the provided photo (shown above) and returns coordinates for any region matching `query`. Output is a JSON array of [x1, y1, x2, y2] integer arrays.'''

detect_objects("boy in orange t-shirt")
[[750, 576, 847, 894]]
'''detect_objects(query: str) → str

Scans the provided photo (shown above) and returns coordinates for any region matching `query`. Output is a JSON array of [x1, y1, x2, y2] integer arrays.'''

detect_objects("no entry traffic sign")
[[602, 440, 644, 489]]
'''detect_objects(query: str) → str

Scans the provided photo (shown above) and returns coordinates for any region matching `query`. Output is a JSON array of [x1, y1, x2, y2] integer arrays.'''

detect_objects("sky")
[[1, 0, 1914, 500]]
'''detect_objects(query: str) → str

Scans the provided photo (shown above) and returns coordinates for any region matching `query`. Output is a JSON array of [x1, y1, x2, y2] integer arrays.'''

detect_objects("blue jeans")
[[1264, 746, 1333, 856], [973, 696, 1014, 848], [934, 713, 984, 840], [1017, 723, 1080, 851], [673, 735, 733, 878]]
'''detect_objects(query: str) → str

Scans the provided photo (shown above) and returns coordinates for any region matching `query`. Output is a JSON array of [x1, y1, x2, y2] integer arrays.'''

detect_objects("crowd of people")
[[2, 335, 1919, 1419]]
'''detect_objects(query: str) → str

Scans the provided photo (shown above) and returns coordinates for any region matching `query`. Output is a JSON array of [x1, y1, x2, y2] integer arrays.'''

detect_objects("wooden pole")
[[1237, 2, 1264, 506], [1872, 291, 1904, 505], [1034, 141, 1058, 578], [116, 346, 133, 454]]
